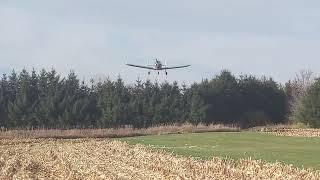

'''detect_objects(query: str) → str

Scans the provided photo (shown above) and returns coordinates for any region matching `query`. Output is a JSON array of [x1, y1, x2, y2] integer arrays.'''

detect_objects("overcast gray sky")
[[1, 0, 320, 84]]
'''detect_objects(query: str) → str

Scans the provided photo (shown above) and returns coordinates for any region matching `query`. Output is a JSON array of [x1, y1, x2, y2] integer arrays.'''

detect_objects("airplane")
[[126, 59, 190, 75]]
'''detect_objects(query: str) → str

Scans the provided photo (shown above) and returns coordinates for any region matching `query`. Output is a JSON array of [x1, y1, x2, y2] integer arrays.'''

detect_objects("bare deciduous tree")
[[286, 69, 315, 121]]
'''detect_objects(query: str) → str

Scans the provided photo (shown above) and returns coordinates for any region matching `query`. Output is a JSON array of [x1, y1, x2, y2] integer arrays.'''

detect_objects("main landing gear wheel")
[[148, 71, 151, 75], [165, 71, 168, 75]]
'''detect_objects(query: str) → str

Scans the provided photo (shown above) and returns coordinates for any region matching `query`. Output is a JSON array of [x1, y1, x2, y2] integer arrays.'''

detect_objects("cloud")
[[0, 1, 320, 84]]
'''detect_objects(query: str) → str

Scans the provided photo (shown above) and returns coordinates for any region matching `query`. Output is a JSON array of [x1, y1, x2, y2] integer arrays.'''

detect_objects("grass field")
[[122, 132, 320, 169]]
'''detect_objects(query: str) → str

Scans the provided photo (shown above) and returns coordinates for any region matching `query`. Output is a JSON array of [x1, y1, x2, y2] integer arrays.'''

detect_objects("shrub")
[[293, 79, 320, 128], [239, 111, 270, 129]]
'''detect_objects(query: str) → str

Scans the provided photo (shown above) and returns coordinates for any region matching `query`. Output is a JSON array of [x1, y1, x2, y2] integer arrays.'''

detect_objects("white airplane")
[[126, 59, 190, 75]]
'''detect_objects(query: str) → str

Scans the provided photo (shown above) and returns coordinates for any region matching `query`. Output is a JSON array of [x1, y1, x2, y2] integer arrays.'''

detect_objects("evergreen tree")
[[59, 71, 80, 127], [189, 93, 206, 125], [0, 74, 9, 127], [8, 69, 38, 127]]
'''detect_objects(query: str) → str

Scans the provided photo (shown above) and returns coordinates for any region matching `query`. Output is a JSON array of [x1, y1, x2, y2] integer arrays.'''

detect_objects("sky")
[[1, 0, 320, 84]]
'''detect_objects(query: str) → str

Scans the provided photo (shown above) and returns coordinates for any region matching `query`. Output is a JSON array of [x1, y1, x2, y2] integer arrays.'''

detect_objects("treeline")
[[0, 69, 288, 129]]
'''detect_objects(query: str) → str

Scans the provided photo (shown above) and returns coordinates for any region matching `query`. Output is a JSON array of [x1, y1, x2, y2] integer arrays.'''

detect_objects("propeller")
[[147, 58, 154, 66], [124, 56, 128, 65]]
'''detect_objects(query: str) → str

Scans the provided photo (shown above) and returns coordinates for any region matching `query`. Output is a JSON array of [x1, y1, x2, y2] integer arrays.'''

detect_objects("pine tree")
[[59, 71, 80, 127], [189, 93, 207, 125], [97, 78, 118, 128], [0, 74, 9, 127], [8, 69, 37, 128]]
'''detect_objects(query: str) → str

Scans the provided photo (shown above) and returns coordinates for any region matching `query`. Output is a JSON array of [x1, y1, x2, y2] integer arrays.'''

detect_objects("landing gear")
[[165, 71, 168, 75], [148, 71, 151, 75], [158, 71, 160, 75]]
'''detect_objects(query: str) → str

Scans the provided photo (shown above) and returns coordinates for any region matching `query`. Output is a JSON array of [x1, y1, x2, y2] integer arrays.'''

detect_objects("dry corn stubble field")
[[0, 138, 320, 179], [267, 128, 320, 137]]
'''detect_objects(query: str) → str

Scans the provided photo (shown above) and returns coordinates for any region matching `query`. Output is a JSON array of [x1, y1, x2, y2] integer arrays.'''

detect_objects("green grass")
[[121, 132, 320, 169]]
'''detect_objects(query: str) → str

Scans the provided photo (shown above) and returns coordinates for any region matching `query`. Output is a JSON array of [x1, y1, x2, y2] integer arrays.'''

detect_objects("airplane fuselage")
[[155, 61, 163, 70]]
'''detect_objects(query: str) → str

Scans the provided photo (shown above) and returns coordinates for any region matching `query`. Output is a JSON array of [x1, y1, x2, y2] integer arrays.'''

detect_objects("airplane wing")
[[162, 65, 191, 70], [126, 64, 155, 70]]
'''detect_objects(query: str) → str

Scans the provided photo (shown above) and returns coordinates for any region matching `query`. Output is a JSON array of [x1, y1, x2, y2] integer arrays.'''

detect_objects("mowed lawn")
[[122, 132, 320, 169]]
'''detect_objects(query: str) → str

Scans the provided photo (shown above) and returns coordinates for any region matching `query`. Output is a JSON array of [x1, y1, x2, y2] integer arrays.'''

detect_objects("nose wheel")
[[165, 71, 168, 75]]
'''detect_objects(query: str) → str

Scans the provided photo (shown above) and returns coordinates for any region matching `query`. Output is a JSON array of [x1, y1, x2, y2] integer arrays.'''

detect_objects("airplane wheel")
[[158, 72, 160, 75], [148, 71, 150, 75], [166, 72, 168, 75]]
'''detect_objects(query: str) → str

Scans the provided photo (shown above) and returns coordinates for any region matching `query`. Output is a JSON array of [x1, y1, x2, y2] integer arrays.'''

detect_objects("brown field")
[[0, 124, 239, 139], [267, 128, 320, 137], [0, 138, 319, 179]]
